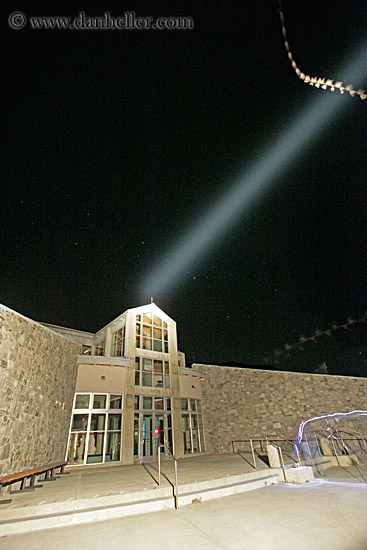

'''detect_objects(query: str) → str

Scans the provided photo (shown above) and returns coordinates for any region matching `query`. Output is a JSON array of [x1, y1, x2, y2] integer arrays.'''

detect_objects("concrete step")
[[0, 468, 278, 536], [178, 472, 279, 506], [0, 486, 174, 536]]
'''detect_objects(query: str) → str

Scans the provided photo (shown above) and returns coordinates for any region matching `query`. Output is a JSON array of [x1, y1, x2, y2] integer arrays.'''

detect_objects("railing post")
[[174, 460, 178, 510], [158, 445, 161, 486], [250, 439, 256, 469], [278, 446, 287, 483]]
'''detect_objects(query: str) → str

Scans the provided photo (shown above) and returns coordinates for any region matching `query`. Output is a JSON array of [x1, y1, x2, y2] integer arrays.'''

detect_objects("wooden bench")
[[0, 461, 68, 504]]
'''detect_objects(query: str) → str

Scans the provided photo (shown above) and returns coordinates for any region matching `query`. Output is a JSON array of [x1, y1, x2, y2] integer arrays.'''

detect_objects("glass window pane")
[[143, 313, 152, 323], [181, 399, 189, 411], [153, 327, 162, 339], [143, 338, 152, 350], [106, 432, 121, 462], [143, 358, 152, 371], [93, 395, 106, 409], [192, 415, 198, 428], [110, 395, 122, 409], [164, 363, 169, 374], [82, 345, 91, 355], [153, 315, 162, 327], [163, 330, 168, 341], [75, 394, 90, 409], [198, 414, 203, 427], [135, 358, 140, 370], [167, 428, 173, 452], [166, 398, 171, 411], [95, 341, 105, 356], [154, 375, 163, 388], [108, 414, 122, 431], [167, 414, 172, 427], [164, 342, 169, 353], [190, 399, 197, 411], [115, 341, 122, 356], [153, 339, 162, 352], [87, 433, 104, 463], [134, 396, 139, 410], [154, 360, 163, 373], [143, 397, 152, 410], [165, 374, 170, 388], [182, 415, 190, 429], [136, 314, 141, 322], [67, 433, 86, 464], [71, 414, 88, 431], [143, 325, 152, 337], [163, 321, 167, 329], [135, 371, 140, 385], [142, 372, 152, 386], [91, 414, 106, 431], [197, 401, 202, 412], [136, 323, 141, 335], [136, 336, 141, 347], [154, 398, 164, 410]]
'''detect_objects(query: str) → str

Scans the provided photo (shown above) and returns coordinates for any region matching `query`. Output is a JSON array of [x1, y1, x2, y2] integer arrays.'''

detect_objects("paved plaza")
[[0, 455, 366, 549]]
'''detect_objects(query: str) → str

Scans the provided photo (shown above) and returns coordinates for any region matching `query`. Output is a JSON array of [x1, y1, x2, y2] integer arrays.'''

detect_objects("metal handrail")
[[157, 444, 178, 510], [232, 438, 300, 471], [270, 443, 287, 482]]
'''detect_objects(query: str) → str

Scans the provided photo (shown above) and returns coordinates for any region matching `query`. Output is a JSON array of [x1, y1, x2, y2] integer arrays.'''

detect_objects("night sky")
[[2, 1, 367, 374]]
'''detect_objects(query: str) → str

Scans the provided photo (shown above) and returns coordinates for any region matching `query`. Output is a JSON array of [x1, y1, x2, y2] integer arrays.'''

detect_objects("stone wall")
[[196, 364, 367, 453], [0, 305, 80, 476]]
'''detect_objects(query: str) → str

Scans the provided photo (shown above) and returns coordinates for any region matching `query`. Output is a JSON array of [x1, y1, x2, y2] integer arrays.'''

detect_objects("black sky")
[[2, 1, 367, 373]]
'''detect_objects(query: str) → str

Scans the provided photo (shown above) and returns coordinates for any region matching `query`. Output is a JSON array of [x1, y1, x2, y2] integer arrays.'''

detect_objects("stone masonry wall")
[[196, 364, 367, 453], [0, 306, 80, 476]]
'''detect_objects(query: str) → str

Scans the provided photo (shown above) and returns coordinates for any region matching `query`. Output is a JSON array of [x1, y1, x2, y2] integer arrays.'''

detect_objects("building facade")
[[1, 301, 366, 477], [45, 302, 206, 466]]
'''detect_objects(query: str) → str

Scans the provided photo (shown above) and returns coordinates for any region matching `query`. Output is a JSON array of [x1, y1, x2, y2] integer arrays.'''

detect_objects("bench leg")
[[10, 477, 35, 493], [42, 468, 57, 482], [29, 473, 43, 489], [58, 465, 70, 475]]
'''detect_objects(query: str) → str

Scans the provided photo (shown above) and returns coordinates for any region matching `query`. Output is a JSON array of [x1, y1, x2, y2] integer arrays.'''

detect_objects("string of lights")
[[278, 1, 367, 100], [270, 313, 367, 360]]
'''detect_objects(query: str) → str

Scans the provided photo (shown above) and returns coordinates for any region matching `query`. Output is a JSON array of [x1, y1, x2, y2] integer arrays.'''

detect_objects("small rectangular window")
[[75, 394, 90, 409], [181, 399, 189, 411], [154, 398, 164, 410], [108, 414, 122, 431], [153, 314, 162, 327], [90, 414, 106, 431], [93, 395, 107, 409], [143, 397, 152, 410], [71, 414, 89, 431], [110, 395, 122, 409]]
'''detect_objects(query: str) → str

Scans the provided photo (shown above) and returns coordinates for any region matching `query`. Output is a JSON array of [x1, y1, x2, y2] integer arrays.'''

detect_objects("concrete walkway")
[[0, 454, 258, 509], [1, 456, 366, 549]]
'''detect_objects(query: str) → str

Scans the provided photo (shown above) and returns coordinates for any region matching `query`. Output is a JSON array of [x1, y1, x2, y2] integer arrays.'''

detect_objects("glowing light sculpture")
[[297, 409, 367, 444]]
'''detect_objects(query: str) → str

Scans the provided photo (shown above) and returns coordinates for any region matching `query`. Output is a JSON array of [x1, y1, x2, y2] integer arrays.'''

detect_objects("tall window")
[[95, 340, 105, 356], [67, 393, 123, 465], [135, 357, 170, 388], [136, 313, 168, 353], [181, 399, 205, 454], [110, 326, 125, 357]]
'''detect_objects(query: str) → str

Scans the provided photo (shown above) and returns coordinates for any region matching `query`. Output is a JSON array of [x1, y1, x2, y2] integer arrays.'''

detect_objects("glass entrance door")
[[142, 414, 153, 458], [133, 396, 172, 462]]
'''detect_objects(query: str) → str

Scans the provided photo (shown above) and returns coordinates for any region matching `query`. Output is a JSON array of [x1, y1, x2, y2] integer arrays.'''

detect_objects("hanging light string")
[[278, 1, 366, 100], [271, 313, 367, 360]]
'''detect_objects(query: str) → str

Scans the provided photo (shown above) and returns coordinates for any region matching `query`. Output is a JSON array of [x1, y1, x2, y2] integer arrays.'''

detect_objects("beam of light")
[[140, 40, 367, 298], [296, 410, 367, 444]]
